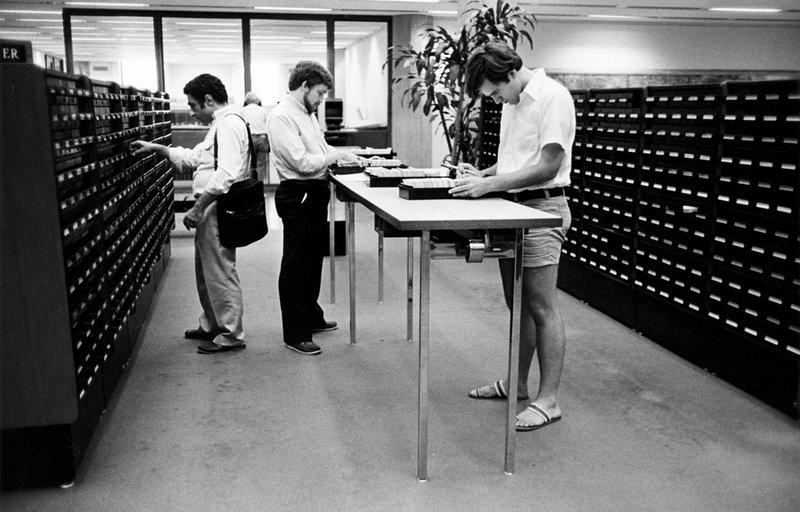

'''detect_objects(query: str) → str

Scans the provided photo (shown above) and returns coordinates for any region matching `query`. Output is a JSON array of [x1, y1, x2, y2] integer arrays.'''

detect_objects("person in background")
[[449, 42, 575, 431], [267, 61, 363, 355], [241, 91, 272, 183], [131, 73, 251, 354]]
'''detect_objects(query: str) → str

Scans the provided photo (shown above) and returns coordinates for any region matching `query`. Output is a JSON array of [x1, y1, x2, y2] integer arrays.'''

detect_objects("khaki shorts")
[[519, 195, 572, 268]]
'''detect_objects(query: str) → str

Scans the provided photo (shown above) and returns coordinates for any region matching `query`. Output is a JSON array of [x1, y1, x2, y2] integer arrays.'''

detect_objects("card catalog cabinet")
[[478, 79, 799, 418], [1, 64, 174, 488]]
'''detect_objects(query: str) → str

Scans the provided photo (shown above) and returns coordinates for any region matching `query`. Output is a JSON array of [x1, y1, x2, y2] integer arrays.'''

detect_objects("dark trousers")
[[274, 179, 329, 343]]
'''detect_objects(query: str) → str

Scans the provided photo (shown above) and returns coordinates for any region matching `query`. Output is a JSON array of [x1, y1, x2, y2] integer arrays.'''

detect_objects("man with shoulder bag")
[[131, 73, 256, 354]]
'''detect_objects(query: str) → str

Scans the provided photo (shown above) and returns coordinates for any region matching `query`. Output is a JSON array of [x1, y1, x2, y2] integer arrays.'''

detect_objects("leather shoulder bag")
[[214, 114, 269, 248]]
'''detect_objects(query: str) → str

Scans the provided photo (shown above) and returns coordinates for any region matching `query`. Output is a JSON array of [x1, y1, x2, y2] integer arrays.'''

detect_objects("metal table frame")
[[328, 174, 562, 480]]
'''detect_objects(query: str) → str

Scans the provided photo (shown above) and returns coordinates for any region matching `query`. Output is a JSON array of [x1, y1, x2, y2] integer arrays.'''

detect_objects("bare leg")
[[518, 264, 565, 426], [499, 260, 565, 427], [496, 259, 536, 398], [491, 302, 538, 399], [470, 260, 566, 425]]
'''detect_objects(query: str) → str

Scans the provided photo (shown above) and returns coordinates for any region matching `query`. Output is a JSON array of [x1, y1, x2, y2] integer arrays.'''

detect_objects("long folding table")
[[328, 173, 562, 480]]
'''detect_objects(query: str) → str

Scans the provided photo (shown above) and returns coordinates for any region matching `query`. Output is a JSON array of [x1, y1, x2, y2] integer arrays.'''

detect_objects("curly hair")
[[183, 73, 228, 104], [288, 61, 333, 91], [465, 42, 523, 98]]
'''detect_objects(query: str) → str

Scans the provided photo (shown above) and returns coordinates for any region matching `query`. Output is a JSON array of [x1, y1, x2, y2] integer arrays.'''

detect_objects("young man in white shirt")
[[267, 61, 362, 355], [131, 74, 251, 354], [450, 42, 575, 431]]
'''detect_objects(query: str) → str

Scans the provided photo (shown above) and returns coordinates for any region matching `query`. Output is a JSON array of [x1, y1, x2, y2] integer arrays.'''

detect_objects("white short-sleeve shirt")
[[496, 68, 575, 192]]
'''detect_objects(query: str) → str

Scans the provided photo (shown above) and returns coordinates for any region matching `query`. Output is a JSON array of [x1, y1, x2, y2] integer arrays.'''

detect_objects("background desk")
[[324, 127, 389, 148], [329, 174, 561, 480]]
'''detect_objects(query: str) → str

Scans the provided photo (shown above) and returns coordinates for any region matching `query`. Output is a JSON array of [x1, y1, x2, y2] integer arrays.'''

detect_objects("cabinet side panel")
[[1, 65, 79, 428]]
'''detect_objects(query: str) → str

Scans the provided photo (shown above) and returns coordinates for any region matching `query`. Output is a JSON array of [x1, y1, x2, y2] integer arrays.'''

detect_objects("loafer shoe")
[[285, 341, 322, 355], [197, 341, 246, 354], [311, 321, 337, 333], [185, 328, 218, 341]]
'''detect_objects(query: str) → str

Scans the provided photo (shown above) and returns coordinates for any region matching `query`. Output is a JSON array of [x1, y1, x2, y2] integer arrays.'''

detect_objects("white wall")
[[421, 17, 800, 166], [341, 26, 389, 127], [250, 61, 287, 108], [391, 15, 434, 168], [526, 21, 800, 73], [431, 18, 800, 73]]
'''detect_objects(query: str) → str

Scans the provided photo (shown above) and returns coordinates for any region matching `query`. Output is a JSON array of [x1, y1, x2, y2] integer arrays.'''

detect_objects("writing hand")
[[456, 162, 481, 180]]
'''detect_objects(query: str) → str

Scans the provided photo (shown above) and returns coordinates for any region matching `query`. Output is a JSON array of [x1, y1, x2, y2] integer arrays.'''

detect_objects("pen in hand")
[[456, 165, 479, 180]]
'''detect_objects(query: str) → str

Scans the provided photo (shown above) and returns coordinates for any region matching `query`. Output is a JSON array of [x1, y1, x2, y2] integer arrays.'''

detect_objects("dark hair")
[[465, 42, 524, 98], [288, 61, 333, 91], [183, 73, 228, 104]]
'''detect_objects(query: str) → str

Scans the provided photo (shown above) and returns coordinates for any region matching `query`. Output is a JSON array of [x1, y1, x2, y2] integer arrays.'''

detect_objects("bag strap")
[[214, 112, 258, 180]]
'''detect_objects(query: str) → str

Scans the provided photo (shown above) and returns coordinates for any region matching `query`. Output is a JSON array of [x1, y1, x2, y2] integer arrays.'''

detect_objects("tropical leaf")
[[388, 0, 536, 163]]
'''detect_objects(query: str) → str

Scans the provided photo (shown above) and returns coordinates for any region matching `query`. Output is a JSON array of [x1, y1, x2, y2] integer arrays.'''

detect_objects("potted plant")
[[388, 0, 536, 165]]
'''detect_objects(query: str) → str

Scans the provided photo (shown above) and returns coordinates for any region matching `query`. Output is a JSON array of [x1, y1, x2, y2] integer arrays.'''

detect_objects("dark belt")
[[505, 187, 565, 202], [279, 178, 328, 189]]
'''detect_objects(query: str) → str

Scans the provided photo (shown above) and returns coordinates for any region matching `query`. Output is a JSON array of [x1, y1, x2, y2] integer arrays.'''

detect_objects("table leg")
[[407, 237, 414, 342], [347, 201, 356, 345], [329, 181, 336, 304], [378, 231, 384, 303], [417, 230, 430, 481], [504, 228, 523, 475]]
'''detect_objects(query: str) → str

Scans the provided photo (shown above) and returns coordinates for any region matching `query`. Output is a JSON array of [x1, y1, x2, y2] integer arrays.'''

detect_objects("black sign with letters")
[[0, 39, 32, 63]]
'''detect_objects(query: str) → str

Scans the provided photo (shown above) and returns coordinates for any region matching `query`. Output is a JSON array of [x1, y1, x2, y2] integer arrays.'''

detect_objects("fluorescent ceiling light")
[[251, 36, 302, 40], [109, 27, 152, 31], [98, 20, 153, 24], [187, 34, 238, 39], [311, 31, 369, 36], [175, 22, 239, 26], [17, 18, 62, 22], [255, 7, 332, 12], [196, 48, 240, 52], [709, 7, 782, 13], [66, 2, 149, 6], [0, 31, 41, 35], [588, 14, 643, 19], [428, 10, 458, 16], [0, 10, 61, 15]]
